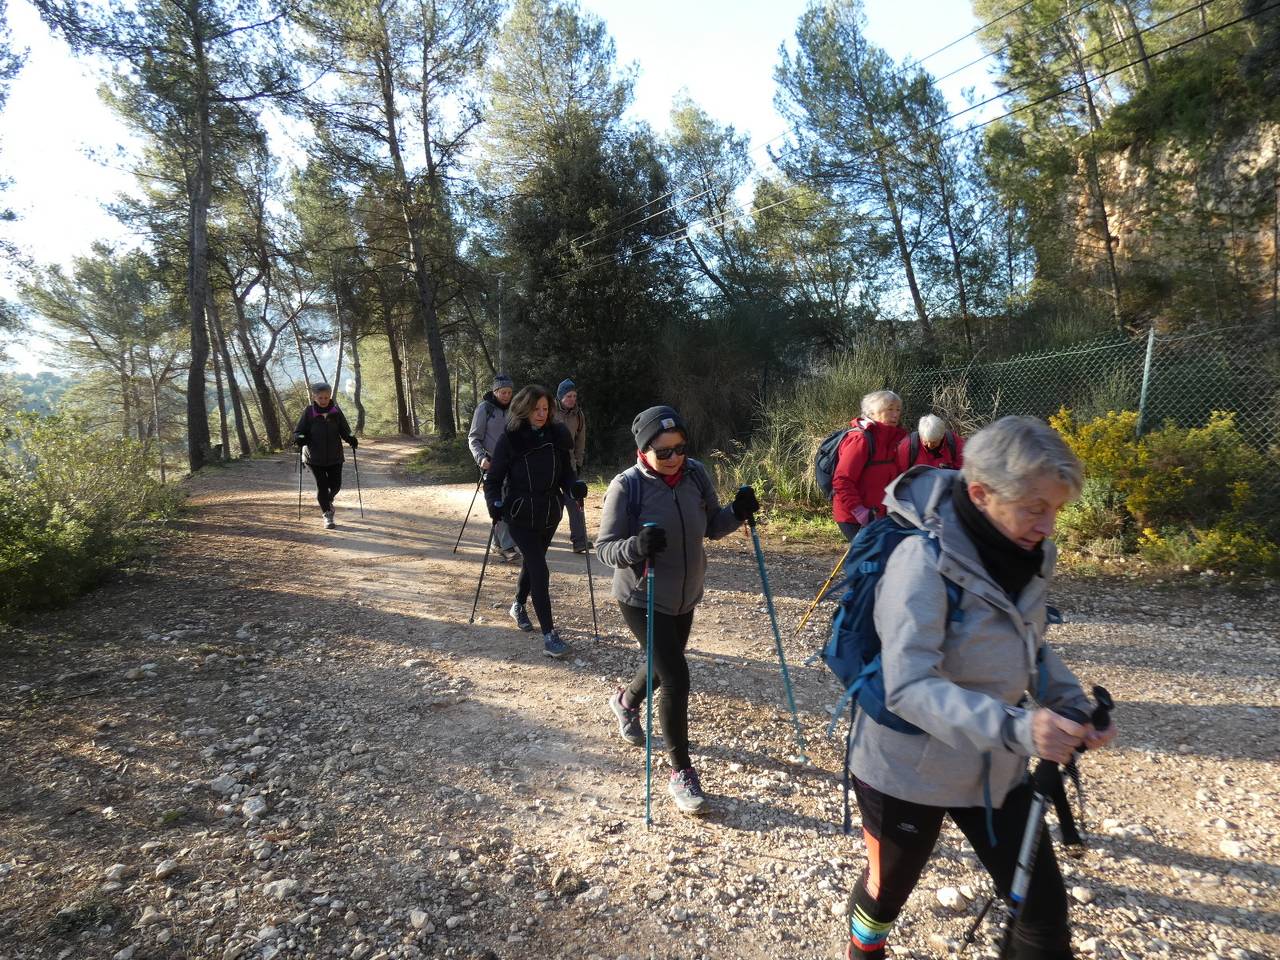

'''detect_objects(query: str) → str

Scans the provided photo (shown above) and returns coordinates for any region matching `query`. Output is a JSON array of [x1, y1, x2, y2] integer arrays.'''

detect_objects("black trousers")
[[619, 602, 696, 771], [308, 463, 343, 512], [848, 776, 1072, 960], [506, 524, 557, 634]]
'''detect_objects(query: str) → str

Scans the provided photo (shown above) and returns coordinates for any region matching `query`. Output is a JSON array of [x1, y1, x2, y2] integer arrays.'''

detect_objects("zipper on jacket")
[[673, 485, 689, 611]]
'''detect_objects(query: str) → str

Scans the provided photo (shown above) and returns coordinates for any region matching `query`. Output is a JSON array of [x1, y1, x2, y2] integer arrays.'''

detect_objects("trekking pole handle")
[[738, 484, 759, 528], [1090, 685, 1113, 733]]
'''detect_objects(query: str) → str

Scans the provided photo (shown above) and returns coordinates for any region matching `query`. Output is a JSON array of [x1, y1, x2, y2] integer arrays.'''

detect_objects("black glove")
[[294, 433, 306, 448], [487, 500, 503, 522], [570, 480, 588, 502], [732, 485, 760, 521], [636, 524, 667, 558], [347, 435, 358, 449]]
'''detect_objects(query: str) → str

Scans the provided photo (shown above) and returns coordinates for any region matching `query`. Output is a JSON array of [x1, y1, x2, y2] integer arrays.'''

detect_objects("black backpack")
[[906, 430, 958, 468], [815, 426, 871, 499]]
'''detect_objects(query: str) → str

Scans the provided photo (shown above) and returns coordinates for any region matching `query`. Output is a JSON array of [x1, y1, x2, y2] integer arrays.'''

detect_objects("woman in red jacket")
[[895, 414, 965, 473], [831, 390, 907, 541]]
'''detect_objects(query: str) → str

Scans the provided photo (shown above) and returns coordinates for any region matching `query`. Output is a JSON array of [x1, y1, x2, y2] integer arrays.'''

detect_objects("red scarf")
[[638, 451, 684, 489]]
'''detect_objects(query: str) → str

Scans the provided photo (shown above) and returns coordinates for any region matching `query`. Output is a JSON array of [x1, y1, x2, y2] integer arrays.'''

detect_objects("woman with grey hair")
[[895, 412, 964, 473], [831, 389, 906, 540], [843, 416, 1117, 960]]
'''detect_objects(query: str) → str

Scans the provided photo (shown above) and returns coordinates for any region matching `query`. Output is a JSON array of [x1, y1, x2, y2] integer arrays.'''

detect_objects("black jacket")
[[484, 422, 577, 532], [295, 403, 354, 468]]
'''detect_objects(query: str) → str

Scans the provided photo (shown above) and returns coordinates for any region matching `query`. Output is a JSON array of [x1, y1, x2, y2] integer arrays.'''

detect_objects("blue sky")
[[0, 0, 997, 373]]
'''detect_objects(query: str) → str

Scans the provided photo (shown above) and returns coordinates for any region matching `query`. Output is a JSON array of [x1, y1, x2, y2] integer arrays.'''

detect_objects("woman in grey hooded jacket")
[[595, 405, 758, 815], [845, 417, 1117, 960]]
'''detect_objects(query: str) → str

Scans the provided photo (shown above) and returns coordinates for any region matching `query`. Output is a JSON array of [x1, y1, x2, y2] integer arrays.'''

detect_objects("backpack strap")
[[622, 466, 644, 537], [945, 431, 957, 465], [908, 433, 921, 467]]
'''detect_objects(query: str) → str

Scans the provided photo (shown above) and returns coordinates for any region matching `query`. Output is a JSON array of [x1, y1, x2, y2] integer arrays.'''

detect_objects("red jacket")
[[831, 418, 907, 524], [895, 431, 965, 473]]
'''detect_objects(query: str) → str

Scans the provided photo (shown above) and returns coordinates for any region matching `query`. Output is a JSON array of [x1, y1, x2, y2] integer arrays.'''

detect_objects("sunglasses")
[[651, 443, 687, 461]]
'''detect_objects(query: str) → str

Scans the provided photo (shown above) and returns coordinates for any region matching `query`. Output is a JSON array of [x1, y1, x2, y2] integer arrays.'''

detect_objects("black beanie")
[[632, 405, 687, 452]]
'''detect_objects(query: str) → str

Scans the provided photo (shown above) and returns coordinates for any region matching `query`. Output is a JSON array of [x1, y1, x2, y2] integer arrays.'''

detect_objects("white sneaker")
[[324, 509, 335, 529]]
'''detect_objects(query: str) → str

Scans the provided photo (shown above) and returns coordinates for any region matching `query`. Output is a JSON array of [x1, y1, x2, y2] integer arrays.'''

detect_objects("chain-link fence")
[[897, 323, 1280, 501]]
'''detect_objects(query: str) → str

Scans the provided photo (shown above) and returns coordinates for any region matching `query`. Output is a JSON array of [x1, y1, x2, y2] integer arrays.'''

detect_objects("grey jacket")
[[467, 392, 506, 467], [596, 459, 741, 616], [848, 467, 1089, 809]]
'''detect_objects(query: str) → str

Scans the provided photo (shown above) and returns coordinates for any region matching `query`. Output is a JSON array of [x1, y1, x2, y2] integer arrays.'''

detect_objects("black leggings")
[[506, 524, 557, 634], [308, 463, 343, 512], [619, 603, 695, 771], [849, 776, 1072, 960]]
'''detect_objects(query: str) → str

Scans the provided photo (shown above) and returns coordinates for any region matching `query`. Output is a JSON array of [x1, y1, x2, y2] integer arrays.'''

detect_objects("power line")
[[564, 0, 1048, 252], [570, 0, 1212, 260], [548, 0, 1266, 286]]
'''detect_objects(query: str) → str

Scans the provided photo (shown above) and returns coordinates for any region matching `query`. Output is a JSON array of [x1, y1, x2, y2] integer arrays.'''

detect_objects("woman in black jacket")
[[483, 384, 587, 658]]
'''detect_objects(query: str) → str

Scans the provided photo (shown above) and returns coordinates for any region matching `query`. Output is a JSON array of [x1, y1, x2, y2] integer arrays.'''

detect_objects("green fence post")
[[1135, 326, 1156, 437]]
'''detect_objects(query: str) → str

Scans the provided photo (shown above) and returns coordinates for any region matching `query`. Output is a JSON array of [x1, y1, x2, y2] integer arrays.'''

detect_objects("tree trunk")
[[209, 320, 230, 461], [381, 282, 412, 434], [150, 374, 167, 484], [1066, 29, 1125, 333], [292, 319, 313, 387], [332, 264, 345, 396], [229, 295, 282, 448], [934, 155, 974, 353], [373, 23, 454, 438], [350, 326, 365, 433], [207, 283, 251, 457], [185, 14, 214, 472]]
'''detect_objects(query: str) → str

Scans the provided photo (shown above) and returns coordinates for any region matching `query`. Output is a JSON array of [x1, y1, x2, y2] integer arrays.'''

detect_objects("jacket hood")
[[483, 390, 509, 411], [882, 465, 958, 532]]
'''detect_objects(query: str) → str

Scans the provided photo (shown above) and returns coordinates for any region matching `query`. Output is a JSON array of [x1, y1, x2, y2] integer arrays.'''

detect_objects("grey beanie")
[[556, 378, 576, 401], [632, 405, 687, 452], [492, 372, 514, 391]]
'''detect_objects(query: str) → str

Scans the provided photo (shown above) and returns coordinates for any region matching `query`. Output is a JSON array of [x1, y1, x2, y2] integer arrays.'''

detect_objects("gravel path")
[[1, 438, 1276, 960]]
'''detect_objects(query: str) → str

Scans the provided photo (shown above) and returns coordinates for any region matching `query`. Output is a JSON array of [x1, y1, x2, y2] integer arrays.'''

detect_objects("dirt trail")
[[1, 438, 1277, 960]]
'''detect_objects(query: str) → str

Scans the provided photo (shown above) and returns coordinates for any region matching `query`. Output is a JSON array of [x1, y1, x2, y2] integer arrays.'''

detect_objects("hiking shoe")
[[500, 547, 521, 562], [542, 630, 568, 659], [572, 540, 592, 554], [668, 767, 707, 815], [608, 687, 644, 746], [509, 602, 534, 632], [323, 509, 335, 530]]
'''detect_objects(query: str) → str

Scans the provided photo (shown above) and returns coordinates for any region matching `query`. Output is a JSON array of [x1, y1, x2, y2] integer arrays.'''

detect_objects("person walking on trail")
[[469, 373, 519, 561], [832, 390, 907, 542], [483, 384, 586, 660], [843, 417, 1117, 960], [895, 413, 964, 473], [294, 381, 357, 530], [596, 405, 759, 816], [553, 378, 591, 554]]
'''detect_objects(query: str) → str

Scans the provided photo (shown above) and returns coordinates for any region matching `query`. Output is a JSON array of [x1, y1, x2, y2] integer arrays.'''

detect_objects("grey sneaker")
[[509, 602, 534, 632], [542, 630, 568, 659], [668, 767, 707, 815], [608, 687, 644, 746], [323, 509, 335, 529]]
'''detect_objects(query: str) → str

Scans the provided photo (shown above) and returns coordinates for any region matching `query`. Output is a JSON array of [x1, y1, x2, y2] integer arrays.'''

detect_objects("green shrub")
[[0, 413, 183, 620], [1050, 408, 1269, 529], [1055, 477, 1130, 552], [401, 434, 477, 483], [713, 346, 904, 508], [1138, 522, 1280, 576]]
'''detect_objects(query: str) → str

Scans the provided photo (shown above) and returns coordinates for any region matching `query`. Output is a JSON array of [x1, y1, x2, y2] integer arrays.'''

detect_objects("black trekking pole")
[[351, 446, 364, 518], [453, 472, 484, 554], [579, 499, 600, 641], [994, 686, 1114, 959], [296, 449, 304, 521], [468, 521, 497, 624]]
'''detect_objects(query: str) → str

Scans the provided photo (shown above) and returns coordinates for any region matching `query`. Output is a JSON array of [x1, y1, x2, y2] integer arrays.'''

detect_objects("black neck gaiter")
[[952, 475, 1044, 600]]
